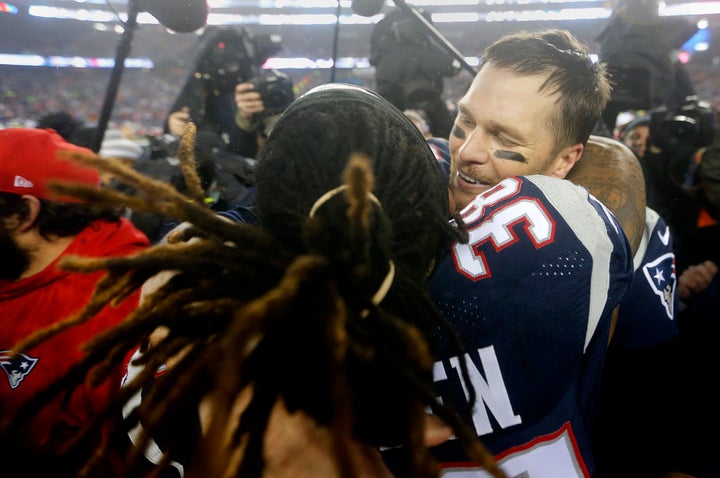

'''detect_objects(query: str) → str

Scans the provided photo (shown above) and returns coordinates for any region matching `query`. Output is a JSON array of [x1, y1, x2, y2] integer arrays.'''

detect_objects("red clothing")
[[0, 218, 149, 451]]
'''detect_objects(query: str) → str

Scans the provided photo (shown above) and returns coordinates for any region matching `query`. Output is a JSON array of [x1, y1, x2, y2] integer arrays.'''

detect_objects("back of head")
[[254, 83, 460, 449], [482, 29, 612, 150], [256, 83, 452, 280], [36, 111, 82, 143], [99, 129, 144, 162], [618, 115, 651, 141]]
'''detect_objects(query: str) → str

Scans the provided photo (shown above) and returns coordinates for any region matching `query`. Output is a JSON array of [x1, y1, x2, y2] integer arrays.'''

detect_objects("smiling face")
[[621, 124, 650, 159], [448, 65, 584, 211]]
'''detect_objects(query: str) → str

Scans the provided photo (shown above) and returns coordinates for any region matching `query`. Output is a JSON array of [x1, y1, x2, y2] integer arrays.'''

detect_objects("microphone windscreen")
[[142, 0, 208, 33], [351, 0, 385, 17]]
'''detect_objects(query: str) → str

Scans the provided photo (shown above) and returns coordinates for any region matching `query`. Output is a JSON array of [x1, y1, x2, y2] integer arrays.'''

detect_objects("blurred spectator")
[[596, 0, 698, 132], [35, 111, 83, 143], [370, 6, 459, 139], [0, 128, 149, 476], [98, 128, 145, 188], [403, 108, 432, 138], [698, 118, 720, 213], [617, 114, 651, 159]]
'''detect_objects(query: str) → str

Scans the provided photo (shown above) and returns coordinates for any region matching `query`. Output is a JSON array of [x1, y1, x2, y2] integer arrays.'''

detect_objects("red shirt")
[[0, 218, 149, 451]]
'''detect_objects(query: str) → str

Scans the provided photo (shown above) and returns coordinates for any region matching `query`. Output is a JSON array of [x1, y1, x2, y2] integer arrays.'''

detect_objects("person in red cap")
[[0, 128, 149, 476]]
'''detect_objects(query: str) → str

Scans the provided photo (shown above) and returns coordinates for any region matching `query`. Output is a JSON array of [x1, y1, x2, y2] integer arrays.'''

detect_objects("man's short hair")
[[481, 29, 612, 152]]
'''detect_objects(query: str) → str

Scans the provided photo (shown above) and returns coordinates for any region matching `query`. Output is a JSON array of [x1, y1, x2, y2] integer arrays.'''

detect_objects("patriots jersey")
[[119, 349, 200, 478], [611, 207, 679, 349], [415, 176, 634, 477]]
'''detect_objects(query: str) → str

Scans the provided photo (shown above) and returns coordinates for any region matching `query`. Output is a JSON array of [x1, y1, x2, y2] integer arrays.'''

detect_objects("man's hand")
[[167, 106, 192, 136], [235, 82, 264, 131], [678, 260, 718, 301]]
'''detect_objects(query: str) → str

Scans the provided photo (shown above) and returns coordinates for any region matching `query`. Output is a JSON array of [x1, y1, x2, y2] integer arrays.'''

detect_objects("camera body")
[[647, 95, 716, 189], [650, 95, 715, 156], [197, 27, 283, 95], [248, 69, 295, 117]]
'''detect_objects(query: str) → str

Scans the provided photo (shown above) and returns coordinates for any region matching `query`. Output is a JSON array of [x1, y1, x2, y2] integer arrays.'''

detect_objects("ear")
[[548, 142, 584, 179], [16, 195, 42, 233]]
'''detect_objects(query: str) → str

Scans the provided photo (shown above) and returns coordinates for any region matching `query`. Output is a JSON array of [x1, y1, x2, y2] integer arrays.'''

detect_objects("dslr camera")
[[649, 95, 716, 185], [248, 68, 295, 117], [197, 27, 284, 95], [650, 95, 715, 156]]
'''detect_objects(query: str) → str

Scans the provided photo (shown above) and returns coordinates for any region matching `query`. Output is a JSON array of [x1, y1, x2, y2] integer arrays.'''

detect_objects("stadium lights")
[[23, 2, 720, 27]]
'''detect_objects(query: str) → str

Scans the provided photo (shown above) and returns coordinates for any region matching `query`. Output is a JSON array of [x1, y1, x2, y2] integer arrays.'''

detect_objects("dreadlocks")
[[1, 84, 502, 478]]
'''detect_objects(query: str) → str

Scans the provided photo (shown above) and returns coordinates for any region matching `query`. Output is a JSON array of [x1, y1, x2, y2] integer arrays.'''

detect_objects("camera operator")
[[644, 97, 720, 432], [165, 26, 294, 160], [645, 96, 718, 269], [370, 6, 460, 139], [233, 69, 295, 153]]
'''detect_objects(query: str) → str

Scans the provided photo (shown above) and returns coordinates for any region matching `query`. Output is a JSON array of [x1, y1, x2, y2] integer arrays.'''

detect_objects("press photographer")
[[644, 95, 717, 267], [596, 0, 698, 132], [642, 96, 719, 337], [234, 67, 295, 149], [166, 26, 295, 159]]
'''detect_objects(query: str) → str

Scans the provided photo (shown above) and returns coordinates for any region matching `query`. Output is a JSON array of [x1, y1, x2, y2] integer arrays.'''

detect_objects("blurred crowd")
[[0, 66, 184, 135], [0, 65, 372, 137]]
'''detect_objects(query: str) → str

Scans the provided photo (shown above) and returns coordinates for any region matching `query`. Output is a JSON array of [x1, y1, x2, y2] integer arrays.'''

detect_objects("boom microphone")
[[351, 0, 385, 17], [141, 0, 208, 33]]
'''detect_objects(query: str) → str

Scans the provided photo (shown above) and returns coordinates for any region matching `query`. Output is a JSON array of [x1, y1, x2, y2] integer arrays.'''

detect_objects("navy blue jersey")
[[121, 349, 199, 478], [418, 175, 633, 477], [611, 207, 679, 349], [427, 136, 452, 178]]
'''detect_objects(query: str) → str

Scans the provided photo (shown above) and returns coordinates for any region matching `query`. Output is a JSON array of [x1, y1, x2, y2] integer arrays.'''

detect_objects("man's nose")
[[457, 128, 490, 164]]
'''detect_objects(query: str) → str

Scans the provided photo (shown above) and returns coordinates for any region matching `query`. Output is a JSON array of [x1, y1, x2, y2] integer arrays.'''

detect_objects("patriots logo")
[[0, 350, 38, 389], [641, 252, 677, 319]]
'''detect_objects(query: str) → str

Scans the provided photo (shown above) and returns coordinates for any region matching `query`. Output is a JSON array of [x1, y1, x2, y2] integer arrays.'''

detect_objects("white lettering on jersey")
[[440, 423, 590, 478], [461, 177, 522, 225], [434, 345, 521, 436]]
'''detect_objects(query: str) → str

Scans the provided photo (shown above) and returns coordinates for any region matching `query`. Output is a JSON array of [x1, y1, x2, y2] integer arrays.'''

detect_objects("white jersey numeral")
[[453, 193, 555, 280]]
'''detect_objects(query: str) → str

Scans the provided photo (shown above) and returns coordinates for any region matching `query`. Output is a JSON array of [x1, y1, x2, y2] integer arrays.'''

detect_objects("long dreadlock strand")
[[345, 152, 375, 232], [56, 144, 276, 252], [175, 121, 206, 207], [51, 149, 243, 244]]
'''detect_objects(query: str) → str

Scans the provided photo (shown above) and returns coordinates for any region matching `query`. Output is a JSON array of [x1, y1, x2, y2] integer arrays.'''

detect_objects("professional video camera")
[[649, 95, 715, 182], [195, 27, 283, 96]]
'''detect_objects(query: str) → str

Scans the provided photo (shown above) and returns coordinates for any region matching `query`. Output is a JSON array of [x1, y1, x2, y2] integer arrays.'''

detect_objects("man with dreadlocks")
[[0, 128, 149, 475], [0, 84, 503, 477], [0, 80, 632, 477]]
